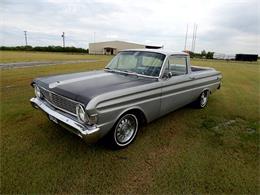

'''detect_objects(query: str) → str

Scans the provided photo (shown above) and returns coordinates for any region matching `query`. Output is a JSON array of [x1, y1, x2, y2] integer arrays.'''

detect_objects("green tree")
[[206, 52, 214, 59], [201, 50, 207, 57]]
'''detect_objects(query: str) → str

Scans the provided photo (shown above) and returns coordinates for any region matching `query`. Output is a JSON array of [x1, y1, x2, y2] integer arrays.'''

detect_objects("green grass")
[[1, 51, 259, 194], [0, 51, 111, 63]]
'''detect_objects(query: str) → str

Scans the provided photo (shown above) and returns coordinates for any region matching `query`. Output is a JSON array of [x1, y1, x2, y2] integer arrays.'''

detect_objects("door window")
[[166, 56, 187, 76]]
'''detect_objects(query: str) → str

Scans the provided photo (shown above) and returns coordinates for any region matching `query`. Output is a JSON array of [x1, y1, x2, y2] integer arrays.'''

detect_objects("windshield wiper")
[[105, 68, 139, 77], [123, 69, 135, 74], [118, 69, 139, 77], [104, 67, 116, 72]]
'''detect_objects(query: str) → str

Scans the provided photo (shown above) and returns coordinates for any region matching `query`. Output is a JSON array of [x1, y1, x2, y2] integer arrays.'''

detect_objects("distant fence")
[[0, 46, 88, 53]]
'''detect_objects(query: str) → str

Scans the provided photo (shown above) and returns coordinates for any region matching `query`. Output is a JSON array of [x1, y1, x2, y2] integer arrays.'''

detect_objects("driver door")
[[160, 55, 192, 115]]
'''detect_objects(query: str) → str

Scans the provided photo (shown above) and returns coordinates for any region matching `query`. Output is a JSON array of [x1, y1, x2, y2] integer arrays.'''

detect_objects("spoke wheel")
[[113, 114, 138, 147], [200, 91, 208, 107]]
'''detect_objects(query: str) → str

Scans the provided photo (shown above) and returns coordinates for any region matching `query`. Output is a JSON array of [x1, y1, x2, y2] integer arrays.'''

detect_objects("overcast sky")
[[1, 0, 259, 54]]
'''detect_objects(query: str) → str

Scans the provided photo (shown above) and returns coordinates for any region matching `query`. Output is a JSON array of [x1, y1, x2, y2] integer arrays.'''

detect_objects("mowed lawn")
[[0, 51, 259, 194]]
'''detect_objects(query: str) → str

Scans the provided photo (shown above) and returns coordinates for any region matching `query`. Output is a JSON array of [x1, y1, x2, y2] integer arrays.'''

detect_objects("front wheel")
[[108, 113, 139, 149], [195, 90, 209, 108]]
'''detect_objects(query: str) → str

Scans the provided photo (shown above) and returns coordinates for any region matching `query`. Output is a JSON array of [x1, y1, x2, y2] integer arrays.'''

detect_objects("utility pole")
[[61, 32, 65, 47], [193, 24, 198, 53], [24, 31, 28, 46], [191, 24, 195, 52], [184, 24, 188, 51], [191, 23, 198, 52], [93, 32, 96, 54]]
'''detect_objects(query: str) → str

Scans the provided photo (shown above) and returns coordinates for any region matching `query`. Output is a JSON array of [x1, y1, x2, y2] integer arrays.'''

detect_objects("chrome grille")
[[40, 87, 77, 115]]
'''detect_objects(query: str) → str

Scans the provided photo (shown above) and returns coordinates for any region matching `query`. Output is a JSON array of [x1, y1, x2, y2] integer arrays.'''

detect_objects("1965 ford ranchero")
[[30, 49, 222, 148]]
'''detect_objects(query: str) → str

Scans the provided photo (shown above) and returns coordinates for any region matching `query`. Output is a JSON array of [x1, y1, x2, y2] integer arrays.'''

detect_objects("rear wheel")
[[108, 113, 139, 149]]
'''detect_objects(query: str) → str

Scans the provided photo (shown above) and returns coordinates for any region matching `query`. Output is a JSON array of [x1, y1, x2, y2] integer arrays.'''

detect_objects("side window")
[[168, 56, 187, 76]]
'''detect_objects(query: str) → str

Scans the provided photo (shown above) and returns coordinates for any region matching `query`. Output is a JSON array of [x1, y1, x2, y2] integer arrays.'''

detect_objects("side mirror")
[[168, 72, 173, 78], [162, 72, 173, 79]]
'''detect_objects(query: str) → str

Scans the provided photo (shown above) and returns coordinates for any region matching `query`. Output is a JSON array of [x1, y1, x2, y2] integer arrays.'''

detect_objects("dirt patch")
[[212, 120, 237, 130]]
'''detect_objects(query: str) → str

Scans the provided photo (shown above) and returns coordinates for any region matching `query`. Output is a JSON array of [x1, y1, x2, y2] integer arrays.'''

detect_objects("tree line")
[[189, 50, 214, 59], [0, 45, 88, 53], [1, 46, 215, 59]]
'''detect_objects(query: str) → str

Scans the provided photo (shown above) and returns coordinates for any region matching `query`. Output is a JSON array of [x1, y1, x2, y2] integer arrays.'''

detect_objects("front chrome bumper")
[[30, 97, 101, 143]]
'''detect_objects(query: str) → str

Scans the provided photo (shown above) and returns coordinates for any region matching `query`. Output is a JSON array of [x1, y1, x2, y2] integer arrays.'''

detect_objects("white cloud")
[[0, 0, 259, 54]]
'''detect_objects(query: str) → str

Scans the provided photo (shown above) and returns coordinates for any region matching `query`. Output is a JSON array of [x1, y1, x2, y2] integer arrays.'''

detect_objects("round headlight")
[[76, 105, 89, 123], [34, 85, 42, 98]]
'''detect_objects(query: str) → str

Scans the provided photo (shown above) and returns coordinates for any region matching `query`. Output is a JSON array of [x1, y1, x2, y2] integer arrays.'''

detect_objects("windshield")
[[105, 51, 165, 77]]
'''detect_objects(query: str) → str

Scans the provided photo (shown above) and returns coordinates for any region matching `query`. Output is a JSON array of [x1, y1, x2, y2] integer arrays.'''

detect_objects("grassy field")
[[1, 51, 259, 194]]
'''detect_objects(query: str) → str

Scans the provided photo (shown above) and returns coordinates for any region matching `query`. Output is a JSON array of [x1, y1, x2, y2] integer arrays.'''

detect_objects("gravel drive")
[[0, 59, 99, 69]]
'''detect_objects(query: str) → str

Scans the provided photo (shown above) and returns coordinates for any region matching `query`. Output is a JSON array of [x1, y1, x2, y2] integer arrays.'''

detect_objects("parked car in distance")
[[30, 49, 222, 148]]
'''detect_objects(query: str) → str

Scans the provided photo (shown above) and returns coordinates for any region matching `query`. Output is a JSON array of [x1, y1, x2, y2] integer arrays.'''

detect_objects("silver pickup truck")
[[30, 49, 222, 148]]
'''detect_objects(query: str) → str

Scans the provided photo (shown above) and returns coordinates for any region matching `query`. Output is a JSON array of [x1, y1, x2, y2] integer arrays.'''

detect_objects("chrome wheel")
[[114, 114, 138, 146], [200, 91, 208, 107]]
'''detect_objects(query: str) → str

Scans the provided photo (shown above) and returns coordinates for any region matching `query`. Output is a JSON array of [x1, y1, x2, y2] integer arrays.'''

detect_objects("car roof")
[[120, 49, 189, 56]]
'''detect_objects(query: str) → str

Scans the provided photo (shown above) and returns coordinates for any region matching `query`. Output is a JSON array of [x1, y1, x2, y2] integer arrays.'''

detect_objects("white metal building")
[[89, 40, 162, 55], [213, 53, 235, 60]]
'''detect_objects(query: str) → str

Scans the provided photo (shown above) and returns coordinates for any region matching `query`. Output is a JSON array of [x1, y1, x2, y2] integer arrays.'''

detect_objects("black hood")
[[35, 70, 156, 105]]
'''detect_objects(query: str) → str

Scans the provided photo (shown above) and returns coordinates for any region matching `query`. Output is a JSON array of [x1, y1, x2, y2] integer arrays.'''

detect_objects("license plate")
[[49, 115, 58, 124]]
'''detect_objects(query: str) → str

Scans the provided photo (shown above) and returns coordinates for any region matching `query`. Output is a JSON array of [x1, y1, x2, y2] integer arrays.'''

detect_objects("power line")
[[24, 31, 28, 46]]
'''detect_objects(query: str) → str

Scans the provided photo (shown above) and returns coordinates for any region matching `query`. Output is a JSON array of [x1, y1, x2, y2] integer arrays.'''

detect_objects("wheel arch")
[[104, 107, 148, 147], [201, 87, 211, 95], [115, 107, 148, 127]]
